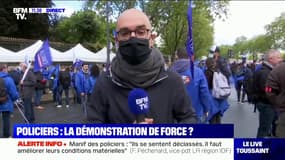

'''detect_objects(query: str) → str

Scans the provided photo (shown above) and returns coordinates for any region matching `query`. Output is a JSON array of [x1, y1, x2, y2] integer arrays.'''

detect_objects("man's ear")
[[151, 32, 157, 39], [149, 32, 157, 48]]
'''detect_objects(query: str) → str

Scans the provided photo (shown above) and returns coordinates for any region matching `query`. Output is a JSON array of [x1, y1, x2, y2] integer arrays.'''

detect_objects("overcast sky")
[[214, 1, 285, 46]]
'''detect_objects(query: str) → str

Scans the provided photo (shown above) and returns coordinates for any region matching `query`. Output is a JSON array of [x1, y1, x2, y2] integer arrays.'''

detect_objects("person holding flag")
[[170, 1, 212, 123], [19, 62, 36, 123], [19, 39, 52, 123], [170, 48, 212, 123]]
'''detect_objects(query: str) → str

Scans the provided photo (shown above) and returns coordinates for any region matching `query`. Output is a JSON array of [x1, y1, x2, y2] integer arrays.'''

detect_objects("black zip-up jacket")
[[87, 70, 197, 124], [254, 62, 273, 104]]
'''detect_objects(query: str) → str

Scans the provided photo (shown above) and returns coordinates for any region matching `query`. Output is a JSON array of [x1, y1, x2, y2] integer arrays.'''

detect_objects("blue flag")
[[34, 40, 53, 72], [186, 1, 194, 78], [73, 58, 83, 69], [55, 64, 60, 77]]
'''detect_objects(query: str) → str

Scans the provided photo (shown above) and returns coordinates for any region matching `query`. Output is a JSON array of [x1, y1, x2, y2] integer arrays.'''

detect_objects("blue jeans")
[[1, 111, 11, 137], [81, 94, 90, 118], [23, 97, 35, 123], [34, 89, 43, 106], [52, 88, 58, 103], [57, 85, 70, 106], [256, 102, 275, 137]]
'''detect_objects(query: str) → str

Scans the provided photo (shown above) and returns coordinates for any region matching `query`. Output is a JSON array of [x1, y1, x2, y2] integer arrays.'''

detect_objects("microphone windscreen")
[[128, 88, 149, 115]]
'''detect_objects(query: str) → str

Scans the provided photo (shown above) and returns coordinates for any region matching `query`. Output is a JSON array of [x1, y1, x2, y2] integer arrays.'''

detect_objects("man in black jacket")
[[87, 9, 196, 124], [266, 61, 285, 138], [254, 49, 282, 137]]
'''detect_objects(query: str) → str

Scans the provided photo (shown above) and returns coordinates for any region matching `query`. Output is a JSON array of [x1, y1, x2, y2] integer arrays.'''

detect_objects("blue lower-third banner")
[[13, 124, 233, 138]]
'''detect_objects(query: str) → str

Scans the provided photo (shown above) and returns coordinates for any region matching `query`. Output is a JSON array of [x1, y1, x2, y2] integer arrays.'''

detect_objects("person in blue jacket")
[[170, 48, 212, 123], [0, 64, 19, 137], [89, 64, 100, 94], [75, 63, 93, 118]]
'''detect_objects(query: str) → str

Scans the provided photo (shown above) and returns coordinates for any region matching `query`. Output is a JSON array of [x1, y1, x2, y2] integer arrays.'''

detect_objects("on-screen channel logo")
[[13, 8, 66, 20]]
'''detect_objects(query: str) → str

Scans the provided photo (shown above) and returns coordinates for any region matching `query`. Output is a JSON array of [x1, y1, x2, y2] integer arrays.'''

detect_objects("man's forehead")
[[116, 9, 151, 31]]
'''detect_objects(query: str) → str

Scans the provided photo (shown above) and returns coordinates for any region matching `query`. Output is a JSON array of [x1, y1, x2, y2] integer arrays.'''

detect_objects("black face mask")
[[119, 37, 151, 65]]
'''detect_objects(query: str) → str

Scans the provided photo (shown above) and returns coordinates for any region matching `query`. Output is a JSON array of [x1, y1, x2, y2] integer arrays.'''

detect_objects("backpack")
[[212, 71, 231, 99], [0, 78, 8, 104], [59, 71, 71, 88], [243, 67, 258, 104]]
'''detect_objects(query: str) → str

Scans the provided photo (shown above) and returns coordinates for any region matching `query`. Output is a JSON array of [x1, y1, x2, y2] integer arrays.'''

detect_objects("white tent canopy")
[[0, 40, 116, 63], [94, 47, 116, 63], [15, 40, 72, 62], [64, 43, 116, 63], [0, 46, 19, 62], [16, 40, 43, 62]]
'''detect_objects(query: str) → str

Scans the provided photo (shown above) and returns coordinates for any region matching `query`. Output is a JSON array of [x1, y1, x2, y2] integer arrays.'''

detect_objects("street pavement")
[[1, 87, 259, 138], [222, 88, 259, 138]]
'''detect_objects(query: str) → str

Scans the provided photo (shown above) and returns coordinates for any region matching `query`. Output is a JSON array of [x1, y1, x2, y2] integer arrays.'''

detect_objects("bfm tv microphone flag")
[[34, 39, 53, 72], [186, 0, 194, 78]]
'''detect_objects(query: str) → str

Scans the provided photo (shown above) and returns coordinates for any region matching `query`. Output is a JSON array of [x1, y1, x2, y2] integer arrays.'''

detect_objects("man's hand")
[[134, 118, 154, 124]]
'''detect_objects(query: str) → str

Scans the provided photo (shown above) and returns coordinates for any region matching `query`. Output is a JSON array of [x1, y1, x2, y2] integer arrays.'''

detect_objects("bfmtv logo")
[[13, 8, 28, 20], [135, 97, 149, 110]]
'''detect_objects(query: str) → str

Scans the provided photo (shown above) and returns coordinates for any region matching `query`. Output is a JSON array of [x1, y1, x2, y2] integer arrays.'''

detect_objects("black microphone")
[[128, 88, 150, 123]]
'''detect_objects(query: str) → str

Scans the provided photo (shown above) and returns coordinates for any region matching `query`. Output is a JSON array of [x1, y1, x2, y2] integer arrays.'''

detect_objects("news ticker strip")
[[13, 8, 65, 20], [8, 139, 233, 160], [13, 124, 234, 138], [10, 136, 285, 159]]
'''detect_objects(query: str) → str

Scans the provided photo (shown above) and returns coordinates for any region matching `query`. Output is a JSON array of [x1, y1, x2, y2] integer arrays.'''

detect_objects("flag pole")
[[106, 1, 111, 71], [20, 61, 32, 83], [20, 46, 38, 83], [186, 0, 194, 78], [20, 41, 41, 82]]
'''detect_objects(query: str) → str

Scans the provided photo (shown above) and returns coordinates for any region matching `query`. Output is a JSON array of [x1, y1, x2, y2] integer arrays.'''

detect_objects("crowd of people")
[[0, 62, 100, 137], [229, 49, 283, 138], [1, 8, 284, 138]]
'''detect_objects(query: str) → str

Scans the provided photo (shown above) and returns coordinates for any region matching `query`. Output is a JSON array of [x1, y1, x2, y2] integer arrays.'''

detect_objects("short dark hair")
[[176, 48, 189, 59], [209, 46, 220, 53], [90, 64, 100, 77], [82, 62, 89, 67]]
